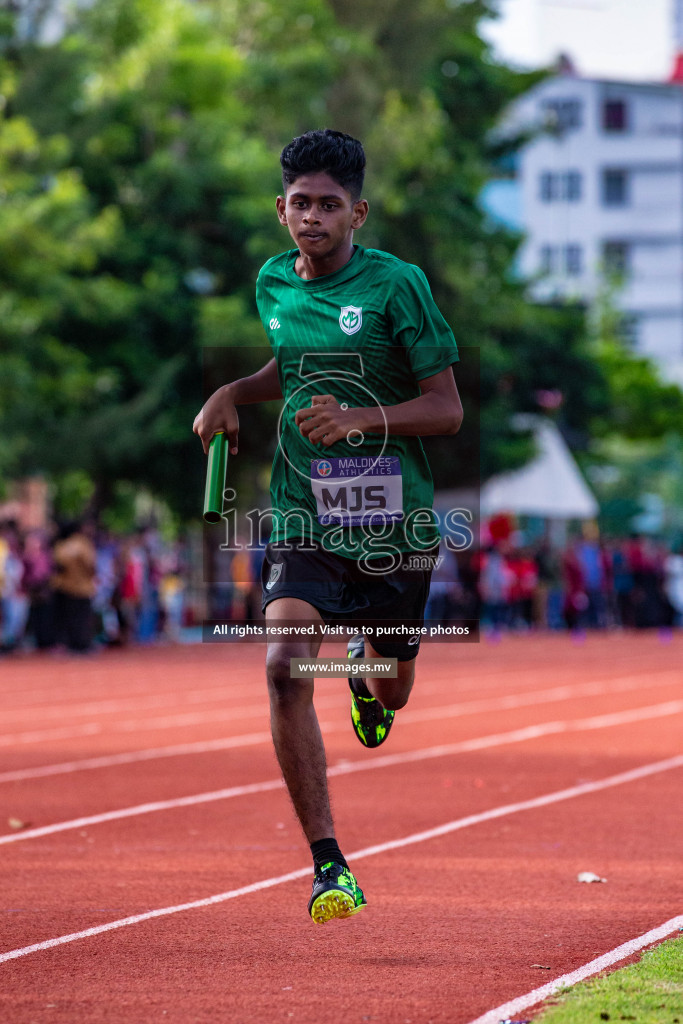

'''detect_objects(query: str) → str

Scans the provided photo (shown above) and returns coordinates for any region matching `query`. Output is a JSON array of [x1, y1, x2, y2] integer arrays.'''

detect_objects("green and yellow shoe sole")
[[309, 889, 366, 924]]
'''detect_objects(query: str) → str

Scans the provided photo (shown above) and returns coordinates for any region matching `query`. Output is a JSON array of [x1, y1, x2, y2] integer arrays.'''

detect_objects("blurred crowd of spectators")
[[429, 533, 683, 633], [0, 519, 188, 654], [2, 517, 682, 655]]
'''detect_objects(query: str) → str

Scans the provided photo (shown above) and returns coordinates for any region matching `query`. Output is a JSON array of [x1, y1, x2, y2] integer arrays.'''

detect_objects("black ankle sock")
[[311, 837, 348, 871], [350, 676, 373, 699]]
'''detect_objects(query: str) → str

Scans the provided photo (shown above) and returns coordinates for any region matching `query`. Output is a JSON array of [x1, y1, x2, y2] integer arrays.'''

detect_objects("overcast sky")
[[481, 0, 675, 82]]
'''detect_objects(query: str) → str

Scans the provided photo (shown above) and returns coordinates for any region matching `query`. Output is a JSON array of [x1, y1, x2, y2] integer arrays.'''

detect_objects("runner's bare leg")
[[364, 642, 416, 710], [265, 597, 331, 843]]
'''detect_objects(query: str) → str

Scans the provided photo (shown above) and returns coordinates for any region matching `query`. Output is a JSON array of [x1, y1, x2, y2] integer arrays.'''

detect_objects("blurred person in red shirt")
[[561, 544, 588, 631], [117, 534, 146, 643], [627, 535, 665, 628], [507, 547, 538, 629]]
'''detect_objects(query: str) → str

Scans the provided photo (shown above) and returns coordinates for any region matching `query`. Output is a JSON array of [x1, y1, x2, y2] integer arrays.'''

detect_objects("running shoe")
[[348, 634, 395, 748], [307, 861, 367, 923]]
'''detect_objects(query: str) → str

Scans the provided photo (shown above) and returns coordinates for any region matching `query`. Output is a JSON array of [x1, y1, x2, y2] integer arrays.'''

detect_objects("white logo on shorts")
[[408, 634, 421, 646], [339, 306, 362, 336], [270, 318, 281, 330], [266, 563, 283, 590]]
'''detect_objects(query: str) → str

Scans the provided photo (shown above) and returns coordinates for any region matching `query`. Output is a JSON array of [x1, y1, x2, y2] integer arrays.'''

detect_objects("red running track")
[[0, 632, 681, 1023]]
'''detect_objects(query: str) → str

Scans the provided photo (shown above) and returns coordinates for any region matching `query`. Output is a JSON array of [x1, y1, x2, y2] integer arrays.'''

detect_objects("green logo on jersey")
[[339, 305, 362, 336]]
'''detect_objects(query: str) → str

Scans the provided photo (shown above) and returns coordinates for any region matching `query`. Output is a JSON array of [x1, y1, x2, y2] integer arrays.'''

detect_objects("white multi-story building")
[[508, 67, 683, 384]]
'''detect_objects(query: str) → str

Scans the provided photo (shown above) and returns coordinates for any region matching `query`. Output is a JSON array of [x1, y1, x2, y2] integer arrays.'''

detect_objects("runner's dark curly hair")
[[280, 129, 365, 201]]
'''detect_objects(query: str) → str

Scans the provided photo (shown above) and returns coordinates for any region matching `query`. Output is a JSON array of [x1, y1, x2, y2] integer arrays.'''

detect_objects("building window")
[[540, 244, 557, 274], [542, 97, 583, 133], [603, 99, 628, 132], [602, 169, 629, 206], [619, 314, 639, 348], [565, 245, 582, 276], [565, 170, 582, 201], [539, 170, 582, 202], [540, 171, 555, 202], [602, 241, 630, 277]]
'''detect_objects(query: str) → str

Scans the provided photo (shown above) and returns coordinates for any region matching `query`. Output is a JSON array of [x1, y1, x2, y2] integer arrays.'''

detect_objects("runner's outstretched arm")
[[193, 358, 282, 455]]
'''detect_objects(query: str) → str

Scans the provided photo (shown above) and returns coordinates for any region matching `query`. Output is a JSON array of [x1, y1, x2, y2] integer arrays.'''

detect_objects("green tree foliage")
[[580, 287, 683, 535], [2, 0, 669, 521], [587, 433, 683, 538], [589, 287, 683, 439], [3, 0, 285, 513], [0, 96, 122, 484]]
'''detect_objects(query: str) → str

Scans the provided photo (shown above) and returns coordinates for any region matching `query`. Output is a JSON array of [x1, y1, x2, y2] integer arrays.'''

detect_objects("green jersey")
[[255, 244, 458, 559]]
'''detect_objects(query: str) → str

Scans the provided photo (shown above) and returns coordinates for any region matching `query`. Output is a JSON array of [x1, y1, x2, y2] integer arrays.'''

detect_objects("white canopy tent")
[[480, 416, 598, 520]]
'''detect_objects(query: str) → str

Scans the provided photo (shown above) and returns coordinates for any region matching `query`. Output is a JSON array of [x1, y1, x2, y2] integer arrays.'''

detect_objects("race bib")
[[310, 456, 403, 526]]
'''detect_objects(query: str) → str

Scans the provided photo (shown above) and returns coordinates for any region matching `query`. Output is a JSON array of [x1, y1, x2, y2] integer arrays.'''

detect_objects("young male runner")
[[194, 129, 462, 923]]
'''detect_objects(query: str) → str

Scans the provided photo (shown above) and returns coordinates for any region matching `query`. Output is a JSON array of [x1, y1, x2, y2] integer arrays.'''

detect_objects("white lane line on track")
[[1, 691, 354, 730], [0, 676, 265, 708], [0, 687, 260, 723], [0, 735, 274, 784], [1, 700, 681, 847], [0, 686, 345, 725], [0, 661, 516, 707], [0, 711, 262, 747], [400, 674, 681, 726], [465, 914, 683, 1024], [1, 754, 681, 965], [1, 653, 654, 704], [3, 664, 680, 733], [1, 671, 679, 767], [0, 696, 340, 747]]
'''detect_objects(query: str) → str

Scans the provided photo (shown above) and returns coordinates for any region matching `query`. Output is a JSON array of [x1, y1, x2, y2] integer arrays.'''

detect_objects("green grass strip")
[[533, 935, 683, 1023]]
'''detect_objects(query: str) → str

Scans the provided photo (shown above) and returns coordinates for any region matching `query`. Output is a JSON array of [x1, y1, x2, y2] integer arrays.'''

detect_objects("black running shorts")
[[261, 542, 438, 661]]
